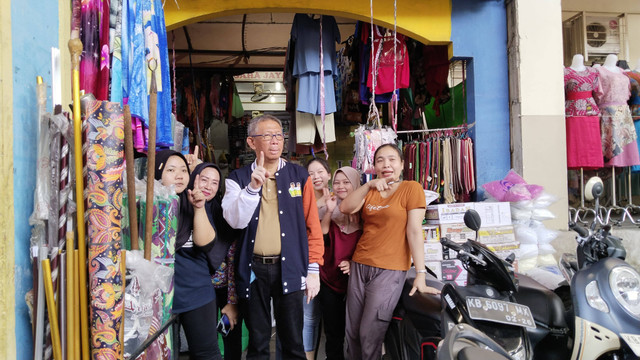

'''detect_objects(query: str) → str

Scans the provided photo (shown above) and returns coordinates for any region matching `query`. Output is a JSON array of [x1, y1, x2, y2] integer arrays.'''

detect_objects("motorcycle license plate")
[[621, 333, 640, 356], [466, 297, 536, 329]]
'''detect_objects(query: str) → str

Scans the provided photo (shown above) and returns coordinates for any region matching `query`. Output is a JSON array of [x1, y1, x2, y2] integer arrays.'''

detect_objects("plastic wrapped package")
[[538, 243, 556, 256], [518, 257, 538, 273], [172, 114, 184, 153], [531, 208, 556, 221], [519, 243, 539, 260], [123, 250, 174, 358], [514, 224, 538, 245], [482, 169, 544, 201], [30, 81, 50, 223], [503, 183, 532, 202], [511, 207, 533, 221], [532, 192, 558, 209], [534, 225, 559, 244], [510, 199, 534, 211], [524, 266, 566, 290], [536, 254, 557, 266], [135, 178, 179, 358]]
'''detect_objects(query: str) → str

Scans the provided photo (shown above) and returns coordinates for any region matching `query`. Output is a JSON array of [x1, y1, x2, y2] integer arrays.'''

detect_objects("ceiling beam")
[[172, 49, 286, 56]]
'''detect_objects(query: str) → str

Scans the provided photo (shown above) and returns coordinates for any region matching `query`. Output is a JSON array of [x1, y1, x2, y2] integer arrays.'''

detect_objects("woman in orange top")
[[340, 144, 440, 359]]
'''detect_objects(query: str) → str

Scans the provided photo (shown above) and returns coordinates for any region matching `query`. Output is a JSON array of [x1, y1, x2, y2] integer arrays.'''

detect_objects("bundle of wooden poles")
[[32, 11, 163, 359]]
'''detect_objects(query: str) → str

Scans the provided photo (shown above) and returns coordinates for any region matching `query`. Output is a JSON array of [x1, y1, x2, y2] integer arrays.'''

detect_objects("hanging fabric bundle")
[[402, 128, 476, 203]]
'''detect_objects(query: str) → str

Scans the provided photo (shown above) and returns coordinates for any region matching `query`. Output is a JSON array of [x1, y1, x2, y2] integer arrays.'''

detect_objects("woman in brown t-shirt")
[[340, 144, 440, 359]]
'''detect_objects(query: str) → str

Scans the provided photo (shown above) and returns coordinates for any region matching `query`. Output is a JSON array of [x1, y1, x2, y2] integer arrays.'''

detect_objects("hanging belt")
[[566, 91, 592, 101]]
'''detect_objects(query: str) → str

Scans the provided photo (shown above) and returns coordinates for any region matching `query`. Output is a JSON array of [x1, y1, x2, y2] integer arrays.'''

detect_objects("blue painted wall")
[[12, 0, 58, 358], [452, 0, 510, 197]]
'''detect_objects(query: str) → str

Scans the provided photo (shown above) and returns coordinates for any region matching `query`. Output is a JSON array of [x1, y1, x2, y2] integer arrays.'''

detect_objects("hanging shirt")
[[291, 14, 340, 77], [366, 26, 410, 94]]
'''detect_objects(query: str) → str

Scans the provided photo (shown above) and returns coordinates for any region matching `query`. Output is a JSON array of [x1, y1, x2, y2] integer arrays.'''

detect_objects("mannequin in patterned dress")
[[596, 54, 640, 167]]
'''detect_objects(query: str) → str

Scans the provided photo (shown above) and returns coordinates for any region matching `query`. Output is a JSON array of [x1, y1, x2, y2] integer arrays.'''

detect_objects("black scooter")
[[384, 210, 571, 360], [557, 177, 640, 360]]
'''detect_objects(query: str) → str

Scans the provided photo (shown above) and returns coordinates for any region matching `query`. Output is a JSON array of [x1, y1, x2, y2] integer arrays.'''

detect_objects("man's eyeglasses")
[[249, 133, 285, 142]]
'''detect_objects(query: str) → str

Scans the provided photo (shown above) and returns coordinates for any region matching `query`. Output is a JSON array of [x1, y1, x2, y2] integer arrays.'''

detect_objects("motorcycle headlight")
[[609, 266, 640, 318], [586, 280, 609, 313]]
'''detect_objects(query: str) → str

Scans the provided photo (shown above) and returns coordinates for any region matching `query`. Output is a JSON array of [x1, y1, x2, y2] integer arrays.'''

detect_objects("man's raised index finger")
[[258, 151, 265, 167]]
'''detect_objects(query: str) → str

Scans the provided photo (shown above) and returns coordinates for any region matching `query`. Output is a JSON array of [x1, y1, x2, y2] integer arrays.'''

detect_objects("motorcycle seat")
[[400, 273, 444, 328], [513, 274, 568, 329]]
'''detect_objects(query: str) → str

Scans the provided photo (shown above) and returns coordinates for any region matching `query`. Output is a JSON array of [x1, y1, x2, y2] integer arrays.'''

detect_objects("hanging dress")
[[290, 14, 340, 144], [563, 66, 603, 169], [595, 67, 640, 167], [625, 71, 640, 172]]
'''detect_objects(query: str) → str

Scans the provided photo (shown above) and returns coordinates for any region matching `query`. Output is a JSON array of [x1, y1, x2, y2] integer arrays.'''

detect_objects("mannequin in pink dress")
[[564, 54, 604, 168], [596, 54, 640, 167]]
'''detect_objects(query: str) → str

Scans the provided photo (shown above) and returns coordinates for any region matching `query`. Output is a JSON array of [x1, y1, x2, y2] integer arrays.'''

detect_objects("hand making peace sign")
[[185, 145, 203, 172], [188, 174, 206, 208]]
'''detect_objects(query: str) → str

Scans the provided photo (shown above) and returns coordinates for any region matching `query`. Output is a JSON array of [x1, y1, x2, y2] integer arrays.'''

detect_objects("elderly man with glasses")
[[222, 114, 324, 359]]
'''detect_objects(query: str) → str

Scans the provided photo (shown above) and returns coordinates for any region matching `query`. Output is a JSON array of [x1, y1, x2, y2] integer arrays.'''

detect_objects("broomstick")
[[124, 105, 139, 250], [144, 59, 159, 261], [68, 6, 89, 357]]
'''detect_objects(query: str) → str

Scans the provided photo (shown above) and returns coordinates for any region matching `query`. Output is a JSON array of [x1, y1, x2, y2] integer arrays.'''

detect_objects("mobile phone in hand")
[[217, 314, 231, 337]]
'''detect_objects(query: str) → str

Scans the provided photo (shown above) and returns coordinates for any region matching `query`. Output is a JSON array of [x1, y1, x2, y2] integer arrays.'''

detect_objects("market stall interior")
[[28, 8, 483, 360], [168, 14, 472, 187]]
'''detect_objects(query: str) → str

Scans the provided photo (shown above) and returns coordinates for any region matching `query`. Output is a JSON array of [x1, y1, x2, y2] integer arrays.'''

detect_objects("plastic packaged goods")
[[123, 250, 174, 357]]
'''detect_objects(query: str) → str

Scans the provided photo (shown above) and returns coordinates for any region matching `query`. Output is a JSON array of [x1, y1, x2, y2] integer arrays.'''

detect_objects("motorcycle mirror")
[[584, 176, 604, 201], [463, 209, 482, 232]]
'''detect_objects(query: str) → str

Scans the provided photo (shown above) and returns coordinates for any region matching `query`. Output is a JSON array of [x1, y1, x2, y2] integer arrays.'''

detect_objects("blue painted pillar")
[[12, 0, 58, 358], [451, 0, 510, 196]]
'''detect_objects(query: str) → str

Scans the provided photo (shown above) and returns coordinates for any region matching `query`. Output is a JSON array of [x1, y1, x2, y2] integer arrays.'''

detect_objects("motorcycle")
[[558, 176, 640, 359], [385, 210, 568, 360], [438, 210, 533, 360]]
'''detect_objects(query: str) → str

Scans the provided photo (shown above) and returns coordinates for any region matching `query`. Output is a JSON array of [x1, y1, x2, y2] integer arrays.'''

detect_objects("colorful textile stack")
[[122, 179, 177, 358], [84, 100, 125, 359], [139, 186, 178, 320]]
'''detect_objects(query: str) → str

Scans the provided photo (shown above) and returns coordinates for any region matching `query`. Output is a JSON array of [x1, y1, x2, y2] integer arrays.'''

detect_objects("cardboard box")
[[473, 202, 512, 227], [424, 243, 444, 261], [477, 225, 516, 245], [486, 242, 520, 261], [439, 223, 476, 243], [426, 261, 442, 279], [426, 203, 474, 224], [427, 202, 512, 227], [441, 259, 467, 286], [422, 225, 440, 243]]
